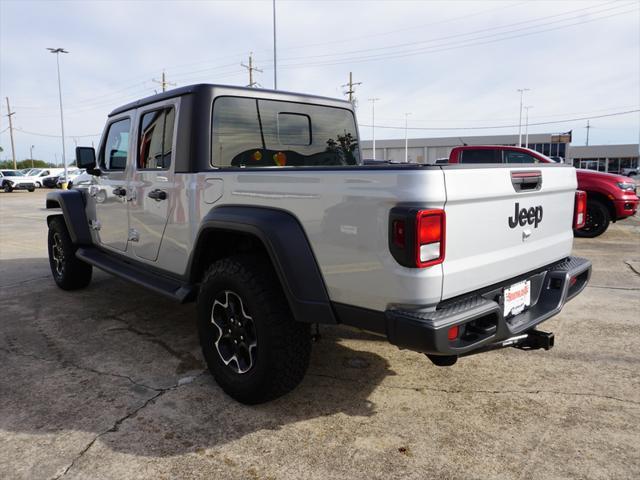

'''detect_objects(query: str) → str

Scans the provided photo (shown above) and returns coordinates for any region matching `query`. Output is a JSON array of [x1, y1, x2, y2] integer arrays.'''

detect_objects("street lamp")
[[524, 106, 533, 147], [404, 112, 411, 163], [517, 88, 530, 147], [48, 47, 69, 189], [30, 145, 35, 169], [368, 98, 380, 160]]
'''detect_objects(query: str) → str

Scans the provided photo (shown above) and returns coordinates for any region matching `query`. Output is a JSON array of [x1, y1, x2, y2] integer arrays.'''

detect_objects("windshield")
[[1, 171, 20, 176]]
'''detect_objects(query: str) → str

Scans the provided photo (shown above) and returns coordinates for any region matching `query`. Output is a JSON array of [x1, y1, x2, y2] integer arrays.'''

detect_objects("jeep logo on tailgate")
[[508, 203, 543, 228]]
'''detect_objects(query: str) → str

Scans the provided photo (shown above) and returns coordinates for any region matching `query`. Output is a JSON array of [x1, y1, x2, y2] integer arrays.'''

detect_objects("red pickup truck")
[[447, 146, 639, 238]]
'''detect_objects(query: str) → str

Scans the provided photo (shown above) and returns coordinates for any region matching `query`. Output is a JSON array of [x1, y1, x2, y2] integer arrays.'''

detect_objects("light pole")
[[524, 106, 533, 147], [404, 112, 411, 163], [517, 88, 530, 147], [30, 145, 35, 169], [368, 98, 380, 160], [48, 47, 69, 189], [272, 0, 277, 89]]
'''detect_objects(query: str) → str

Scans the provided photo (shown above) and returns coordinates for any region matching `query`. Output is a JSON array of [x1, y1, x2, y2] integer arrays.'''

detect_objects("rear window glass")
[[138, 107, 175, 170], [211, 96, 359, 168], [459, 149, 501, 164]]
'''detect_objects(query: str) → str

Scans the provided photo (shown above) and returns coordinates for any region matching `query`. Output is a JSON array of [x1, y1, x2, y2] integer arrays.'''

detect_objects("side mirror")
[[75, 146, 101, 176]]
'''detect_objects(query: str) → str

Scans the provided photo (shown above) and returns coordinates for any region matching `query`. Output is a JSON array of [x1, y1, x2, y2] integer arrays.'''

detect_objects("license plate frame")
[[503, 280, 531, 318]]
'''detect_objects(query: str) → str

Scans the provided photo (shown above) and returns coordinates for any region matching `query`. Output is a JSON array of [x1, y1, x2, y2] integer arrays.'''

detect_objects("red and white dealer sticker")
[[503, 280, 531, 317]]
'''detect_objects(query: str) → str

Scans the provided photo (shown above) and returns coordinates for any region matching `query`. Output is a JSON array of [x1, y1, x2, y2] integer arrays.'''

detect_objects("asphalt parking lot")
[[1, 189, 639, 480]]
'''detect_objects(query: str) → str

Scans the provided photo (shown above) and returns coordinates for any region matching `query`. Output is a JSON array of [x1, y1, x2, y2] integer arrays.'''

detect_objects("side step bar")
[[75, 247, 195, 303]]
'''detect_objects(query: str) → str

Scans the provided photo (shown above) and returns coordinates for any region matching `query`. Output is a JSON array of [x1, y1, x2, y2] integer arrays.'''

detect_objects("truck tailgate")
[[441, 165, 577, 300]]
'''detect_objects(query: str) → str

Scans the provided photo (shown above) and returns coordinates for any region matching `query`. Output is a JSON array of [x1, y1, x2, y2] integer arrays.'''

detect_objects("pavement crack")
[[624, 261, 640, 277], [0, 346, 160, 392], [587, 285, 640, 291], [307, 373, 640, 406], [51, 371, 206, 480], [0, 274, 50, 289]]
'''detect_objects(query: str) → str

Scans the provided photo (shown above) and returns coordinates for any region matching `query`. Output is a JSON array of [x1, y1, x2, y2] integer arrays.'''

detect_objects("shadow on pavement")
[[0, 257, 393, 458]]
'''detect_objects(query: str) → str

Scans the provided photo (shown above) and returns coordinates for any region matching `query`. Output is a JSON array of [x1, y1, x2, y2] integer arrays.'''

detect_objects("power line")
[[13, 127, 101, 138], [276, 4, 638, 69], [358, 109, 640, 131], [279, 1, 626, 63]]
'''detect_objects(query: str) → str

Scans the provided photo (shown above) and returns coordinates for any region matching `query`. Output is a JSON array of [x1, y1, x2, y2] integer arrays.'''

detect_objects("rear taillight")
[[389, 207, 445, 268], [573, 190, 587, 229], [416, 210, 446, 267]]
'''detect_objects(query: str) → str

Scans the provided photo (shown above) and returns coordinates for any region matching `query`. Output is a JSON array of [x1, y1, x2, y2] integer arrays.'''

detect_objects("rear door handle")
[[148, 189, 167, 201]]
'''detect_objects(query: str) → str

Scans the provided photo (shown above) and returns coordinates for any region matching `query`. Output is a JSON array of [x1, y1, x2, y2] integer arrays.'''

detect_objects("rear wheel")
[[197, 254, 311, 404], [574, 199, 610, 238], [47, 217, 92, 290], [27, 186, 35, 192]]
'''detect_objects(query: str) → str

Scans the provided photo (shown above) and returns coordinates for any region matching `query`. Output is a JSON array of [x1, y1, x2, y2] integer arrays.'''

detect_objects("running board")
[[75, 247, 195, 303]]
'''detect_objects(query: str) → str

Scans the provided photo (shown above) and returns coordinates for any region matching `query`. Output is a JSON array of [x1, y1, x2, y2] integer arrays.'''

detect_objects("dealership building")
[[361, 133, 639, 174]]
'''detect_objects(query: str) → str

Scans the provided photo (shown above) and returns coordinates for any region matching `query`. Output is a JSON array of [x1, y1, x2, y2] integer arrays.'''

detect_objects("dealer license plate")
[[503, 280, 531, 317]]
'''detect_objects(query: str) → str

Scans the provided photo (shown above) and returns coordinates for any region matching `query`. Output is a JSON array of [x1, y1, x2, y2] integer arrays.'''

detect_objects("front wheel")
[[197, 255, 311, 404], [3, 183, 13, 193], [27, 186, 35, 192], [47, 217, 93, 290], [574, 199, 610, 238]]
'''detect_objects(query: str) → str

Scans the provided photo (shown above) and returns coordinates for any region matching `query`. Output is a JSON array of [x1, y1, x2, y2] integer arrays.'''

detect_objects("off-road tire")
[[197, 254, 311, 404], [574, 199, 610, 238], [47, 216, 92, 290]]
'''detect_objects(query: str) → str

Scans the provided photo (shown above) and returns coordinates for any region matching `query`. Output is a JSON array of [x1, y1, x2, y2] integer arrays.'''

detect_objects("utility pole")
[[524, 106, 533, 147], [585, 120, 591, 146], [152, 70, 176, 92], [272, 0, 277, 89], [404, 112, 411, 162], [368, 98, 380, 160], [517, 88, 530, 147], [341, 72, 362, 106], [5, 97, 16, 169], [30, 145, 35, 169], [48, 47, 69, 188], [241, 53, 263, 88]]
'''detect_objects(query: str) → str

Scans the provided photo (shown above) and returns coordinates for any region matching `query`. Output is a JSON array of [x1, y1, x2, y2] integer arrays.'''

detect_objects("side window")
[[459, 149, 500, 164], [211, 96, 359, 168], [100, 118, 131, 170], [138, 107, 175, 170], [504, 151, 538, 164]]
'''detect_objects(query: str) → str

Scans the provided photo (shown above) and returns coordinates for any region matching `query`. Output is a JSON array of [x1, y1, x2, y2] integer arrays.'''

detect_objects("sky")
[[0, 0, 639, 165]]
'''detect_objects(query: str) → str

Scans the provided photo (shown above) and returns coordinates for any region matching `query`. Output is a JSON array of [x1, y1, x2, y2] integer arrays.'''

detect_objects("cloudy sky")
[[1, 0, 639, 164]]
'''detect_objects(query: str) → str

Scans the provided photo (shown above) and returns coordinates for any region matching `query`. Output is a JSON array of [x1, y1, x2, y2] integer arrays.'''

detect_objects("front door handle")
[[148, 189, 167, 201], [112, 186, 127, 197]]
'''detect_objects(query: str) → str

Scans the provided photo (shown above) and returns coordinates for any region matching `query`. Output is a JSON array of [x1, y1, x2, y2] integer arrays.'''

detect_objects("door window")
[[138, 107, 175, 170], [100, 118, 131, 170], [504, 151, 538, 163], [459, 149, 501, 164]]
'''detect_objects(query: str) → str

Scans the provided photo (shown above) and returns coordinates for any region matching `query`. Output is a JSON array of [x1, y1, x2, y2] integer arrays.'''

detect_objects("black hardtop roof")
[[109, 83, 350, 117]]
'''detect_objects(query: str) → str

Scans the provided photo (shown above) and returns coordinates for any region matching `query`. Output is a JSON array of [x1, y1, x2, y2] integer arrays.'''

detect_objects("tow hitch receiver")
[[513, 330, 554, 351]]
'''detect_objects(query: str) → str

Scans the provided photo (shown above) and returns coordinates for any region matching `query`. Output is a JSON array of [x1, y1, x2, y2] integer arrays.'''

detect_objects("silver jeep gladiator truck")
[[46, 84, 591, 404]]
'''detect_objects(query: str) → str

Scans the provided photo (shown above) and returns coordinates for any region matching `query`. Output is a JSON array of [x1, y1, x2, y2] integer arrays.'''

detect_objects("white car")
[[0, 170, 36, 192], [21, 168, 65, 188]]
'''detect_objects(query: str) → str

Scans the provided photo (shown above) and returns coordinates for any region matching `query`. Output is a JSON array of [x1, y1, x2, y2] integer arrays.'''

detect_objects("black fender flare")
[[190, 205, 336, 325], [45, 190, 92, 245]]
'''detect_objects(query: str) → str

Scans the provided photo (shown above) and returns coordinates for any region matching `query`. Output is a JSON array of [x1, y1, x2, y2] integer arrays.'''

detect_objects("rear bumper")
[[384, 256, 591, 357]]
